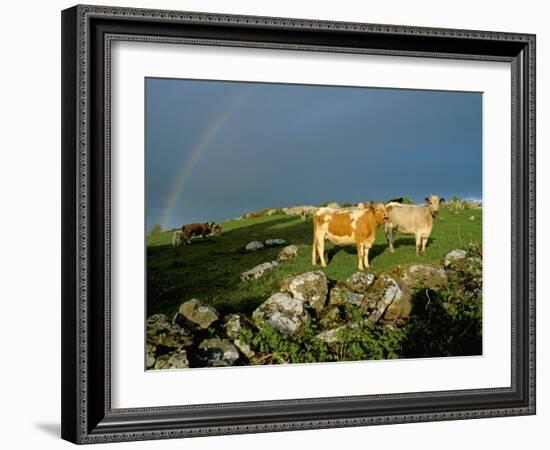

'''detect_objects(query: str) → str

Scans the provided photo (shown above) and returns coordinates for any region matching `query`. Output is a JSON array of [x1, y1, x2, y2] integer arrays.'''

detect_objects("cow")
[[211, 222, 222, 238], [384, 195, 444, 255], [180, 222, 221, 244], [312, 203, 390, 270], [172, 230, 184, 247]]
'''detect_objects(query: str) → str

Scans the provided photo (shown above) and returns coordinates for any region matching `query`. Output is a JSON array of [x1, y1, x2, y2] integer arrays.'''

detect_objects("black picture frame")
[[61, 4, 536, 444]]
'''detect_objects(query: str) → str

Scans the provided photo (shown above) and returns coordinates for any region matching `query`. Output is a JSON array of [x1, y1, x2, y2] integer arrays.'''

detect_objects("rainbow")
[[159, 88, 252, 228]]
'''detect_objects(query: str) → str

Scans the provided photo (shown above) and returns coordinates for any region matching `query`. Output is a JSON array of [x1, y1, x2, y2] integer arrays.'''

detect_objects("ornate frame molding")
[[62, 4, 536, 444]]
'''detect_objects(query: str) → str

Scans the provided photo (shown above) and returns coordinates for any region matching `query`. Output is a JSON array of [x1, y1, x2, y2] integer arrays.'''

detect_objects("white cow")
[[385, 195, 444, 255], [172, 230, 184, 247]]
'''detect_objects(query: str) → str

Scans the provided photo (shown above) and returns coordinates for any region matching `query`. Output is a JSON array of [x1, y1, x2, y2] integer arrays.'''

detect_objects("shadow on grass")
[[147, 216, 316, 317], [390, 236, 437, 251], [326, 242, 386, 264]]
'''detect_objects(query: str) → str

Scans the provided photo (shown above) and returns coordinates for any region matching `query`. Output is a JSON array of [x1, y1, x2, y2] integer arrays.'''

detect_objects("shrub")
[[149, 223, 162, 236]]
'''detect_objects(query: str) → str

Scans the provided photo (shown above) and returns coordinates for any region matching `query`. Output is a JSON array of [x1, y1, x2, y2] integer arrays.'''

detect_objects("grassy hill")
[[147, 206, 482, 318]]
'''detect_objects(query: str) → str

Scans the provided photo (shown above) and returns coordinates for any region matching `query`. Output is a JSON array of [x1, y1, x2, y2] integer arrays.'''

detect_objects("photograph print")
[[145, 78, 483, 371]]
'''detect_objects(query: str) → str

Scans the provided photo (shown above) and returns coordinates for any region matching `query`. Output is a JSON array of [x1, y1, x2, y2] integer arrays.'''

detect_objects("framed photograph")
[[61, 4, 536, 444]]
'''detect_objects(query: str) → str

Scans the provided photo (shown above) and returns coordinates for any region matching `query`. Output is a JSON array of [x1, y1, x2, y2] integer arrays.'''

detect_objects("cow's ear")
[[387, 205, 393, 212], [425, 197, 429, 203]]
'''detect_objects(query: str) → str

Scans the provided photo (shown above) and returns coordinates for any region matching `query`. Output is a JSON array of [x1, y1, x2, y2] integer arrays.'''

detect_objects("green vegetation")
[[236, 244, 482, 364], [146, 205, 482, 319]]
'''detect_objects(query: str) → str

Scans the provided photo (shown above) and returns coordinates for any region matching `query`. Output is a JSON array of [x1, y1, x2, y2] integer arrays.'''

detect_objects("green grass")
[[146, 208, 482, 318]]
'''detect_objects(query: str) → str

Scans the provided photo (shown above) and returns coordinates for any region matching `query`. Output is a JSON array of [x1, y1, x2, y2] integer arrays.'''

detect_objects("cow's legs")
[[385, 223, 395, 253], [317, 236, 327, 267], [311, 233, 318, 265], [356, 242, 365, 271], [363, 242, 372, 268], [415, 233, 422, 255], [421, 236, 429, 254]]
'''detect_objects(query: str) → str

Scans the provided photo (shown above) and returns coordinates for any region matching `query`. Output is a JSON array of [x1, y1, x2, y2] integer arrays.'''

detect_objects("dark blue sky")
[[146, 78, 482, 230]]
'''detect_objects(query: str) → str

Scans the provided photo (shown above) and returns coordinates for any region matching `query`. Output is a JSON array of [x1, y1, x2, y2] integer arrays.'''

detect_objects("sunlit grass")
[[146, 208, 482, 318]]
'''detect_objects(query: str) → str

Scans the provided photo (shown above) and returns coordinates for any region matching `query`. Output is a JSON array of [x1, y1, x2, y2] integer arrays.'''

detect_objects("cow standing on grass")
[[180, 222, 221, 244], [172, 230, 184, 247], [384, 195, 444, 255], [312, 203, 391, 270]]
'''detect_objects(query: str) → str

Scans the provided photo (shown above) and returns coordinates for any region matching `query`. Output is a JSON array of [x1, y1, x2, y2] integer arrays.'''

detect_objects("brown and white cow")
[[384, 195, 444, 255], [312, 203, 390, 270], [181, 222, 221, 244]]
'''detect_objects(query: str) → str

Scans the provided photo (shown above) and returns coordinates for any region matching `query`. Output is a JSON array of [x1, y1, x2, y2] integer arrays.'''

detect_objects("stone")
[[264, 238, 286, 246], [444, 249, 468, 267], [252, 292, 309, 335], [223, 313, 244, 339], [240, 261, 278, 281], [233, 339, 255, 359], [319, 305, 344, 330], [146, 314, 193, 350], [197, 338, 240, 367], [367, 275, 412, 323], [281, 205, 317, 216], [326, 202, 341, 209], [245, 241, 264, 252], [469, 216, 476, 221], [283, 271, 328, 313], [223, 314, 255, 359], [398, 263, 448, 291], [276, 245, 299, 262], [153, 350, 189, 370], [329, 286, 365, 307], [146, 343, 157, 369], [316, 326, 346, 344], [177, 299, 219, 329], [345, 272, 375, 293]]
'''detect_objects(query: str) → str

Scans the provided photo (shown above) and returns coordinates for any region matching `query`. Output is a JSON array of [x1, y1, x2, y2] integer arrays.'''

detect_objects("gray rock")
[[146, 314, 193, 350], [233, 339, 255, 359], [329, 286, 365, 307], [223, 314, 255, 359], [245, 241, 264, 252], [177, 299, 219, 329], [146, 343, 157, 368], [368, 275, 412, 323], [398, 263, 448, 291], [153, 350, 189, 370], [469, 215, 476, 221], [240, 261, 278, 282], [444, 249, 467, 267], [223, 313, 244, 339], [197, 338, 240, 367], [283, 271, 328, 313], [316, 323, 362, 343], [326, 202, 341, 209], [264, 238, 286, 246], [281, 205, 317, 216], [319, 305, 344, 330], [276, 245, 299, 262], [252, 292, 309, 335], [316, 326, 346, 343], [345, 272, 375, 293]]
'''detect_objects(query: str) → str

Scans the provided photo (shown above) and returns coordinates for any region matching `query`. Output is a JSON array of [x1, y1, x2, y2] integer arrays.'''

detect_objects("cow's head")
[[211, 223, 222, 237], [425, 195, 444, 216], [369, 202, 390, 224]]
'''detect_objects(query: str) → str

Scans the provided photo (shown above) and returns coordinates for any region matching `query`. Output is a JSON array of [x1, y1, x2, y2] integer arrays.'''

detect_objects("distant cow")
[[172, 230, 184, 247], [181, 222, 221, 244], [385, 195, 444, 255], [312, 203, 390, 270]]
